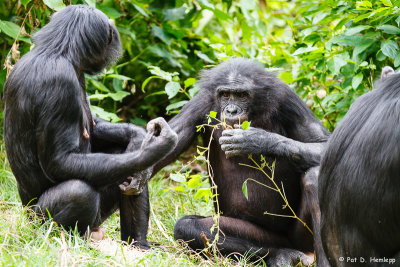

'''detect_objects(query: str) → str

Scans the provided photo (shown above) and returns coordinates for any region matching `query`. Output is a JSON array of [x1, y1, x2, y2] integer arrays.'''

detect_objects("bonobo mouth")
[[220, 114, 249, 129]]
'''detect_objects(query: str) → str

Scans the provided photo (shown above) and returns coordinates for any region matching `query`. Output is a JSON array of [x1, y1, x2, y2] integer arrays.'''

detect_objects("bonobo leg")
[[36, 179, 101, 234], [174, 215, 312, 266], [120, 185, 150, 248], [92, 121, 152, 247], [302, 166, 329, 266]]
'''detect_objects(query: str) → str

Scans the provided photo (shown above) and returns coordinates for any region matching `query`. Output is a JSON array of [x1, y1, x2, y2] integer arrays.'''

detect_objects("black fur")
[[319, 71, 400, 266], [154, 58, 329, 265], [4, 5, 177, 247]]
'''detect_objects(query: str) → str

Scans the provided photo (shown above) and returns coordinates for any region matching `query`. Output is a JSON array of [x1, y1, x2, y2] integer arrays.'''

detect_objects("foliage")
[[286, 0, 400, 130], [2, 0, 400, 130]]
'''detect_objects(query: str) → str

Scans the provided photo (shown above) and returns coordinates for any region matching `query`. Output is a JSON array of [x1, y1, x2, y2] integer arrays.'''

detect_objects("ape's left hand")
[[219, 126, 281, 158], [119, 167, 153, 195]]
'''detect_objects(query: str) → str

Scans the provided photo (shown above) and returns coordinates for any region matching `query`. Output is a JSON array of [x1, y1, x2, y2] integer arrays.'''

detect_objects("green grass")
[[0, 142, 260, 266]]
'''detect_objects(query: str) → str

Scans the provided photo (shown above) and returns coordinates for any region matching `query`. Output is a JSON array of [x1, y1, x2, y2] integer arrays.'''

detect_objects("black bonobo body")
[[3, 5, 177, 247], [154, 58, 330, 265], [318, 67, 400, 267]]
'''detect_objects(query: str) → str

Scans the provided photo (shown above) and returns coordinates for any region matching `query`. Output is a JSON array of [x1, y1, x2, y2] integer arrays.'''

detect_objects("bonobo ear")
[[381, 66, 395, 80]]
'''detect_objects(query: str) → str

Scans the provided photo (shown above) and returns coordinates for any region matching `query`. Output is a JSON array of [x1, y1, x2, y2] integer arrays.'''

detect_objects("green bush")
[[1, 0, 400, 131]]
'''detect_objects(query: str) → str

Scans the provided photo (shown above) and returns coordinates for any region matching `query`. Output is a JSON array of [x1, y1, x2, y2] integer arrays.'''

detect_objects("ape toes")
[[87, 227, 105, 241], [266, 249, 312, 267]]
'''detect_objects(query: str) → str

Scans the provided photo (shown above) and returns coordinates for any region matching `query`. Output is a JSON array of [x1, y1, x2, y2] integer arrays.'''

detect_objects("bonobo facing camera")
[[153, 58, 330, 265], [3, 5, 177, 247]]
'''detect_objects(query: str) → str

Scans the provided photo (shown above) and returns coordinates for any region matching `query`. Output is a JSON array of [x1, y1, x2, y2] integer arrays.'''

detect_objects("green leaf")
[[109, 91, 130, 102], [90, 106, 121, 122], [381, 40, 399, 59], [377, 25, 400, 34], [292, 46, 319, 56], [166, 100, 188, 113], [142, 76, 160, 92], [196, 51, 215, 63], [395, 54, 400, 67], [209, 111, 217, 118], [197, 0, 214, 9], [187, 176, 201, 189], [165, 81, 181, 99], [353, 38, 375, 59], [129, 0, 150, 17], [20, 0, 31, 7], [241, 121, 251, 130], [90, 80, 110, 92], [242, 180, 248, 200], [194, 188, 212, 203], [343, 25, 371, 36], [163, 6, 187, 21], [188, 86, 201, 98], [213, 9, 231, 21], [152, 26, 172, 46], [97, 4, 123, 19], [43, 0, 65, 11], [327, 53, 349, 74], [184, 78, 196, 89], [107, 74, 132, 81], [0, 20, 31, 43], [278, 72, 293, 83], [148, 66, 174, 81], [170, 173, 186, 183], [352, 73, 363, 89], [84, 0, 95, 7], [381, 0, 392, 7], [172, 186, 185, 192]]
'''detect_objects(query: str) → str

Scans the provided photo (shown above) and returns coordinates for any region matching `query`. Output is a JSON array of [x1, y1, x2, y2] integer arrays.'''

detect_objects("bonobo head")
[[32, 5, 122, 74], [199, 58, 285, 127]]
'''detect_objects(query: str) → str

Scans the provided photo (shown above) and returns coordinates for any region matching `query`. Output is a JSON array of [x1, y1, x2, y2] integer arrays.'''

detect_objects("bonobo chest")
[[207, 129, 302, 228]]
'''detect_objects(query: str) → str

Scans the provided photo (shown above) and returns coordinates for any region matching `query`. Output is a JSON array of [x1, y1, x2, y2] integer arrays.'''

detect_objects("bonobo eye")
[[237, 92, 248, 98], [108, 25, 114, 45], [220, 92, 230, 98]]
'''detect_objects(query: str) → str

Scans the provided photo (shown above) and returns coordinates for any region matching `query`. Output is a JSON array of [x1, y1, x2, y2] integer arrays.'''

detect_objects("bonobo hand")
[[139, 118, 178, 162], [119, 167, 152, 195], [219, 125, 280, 158]]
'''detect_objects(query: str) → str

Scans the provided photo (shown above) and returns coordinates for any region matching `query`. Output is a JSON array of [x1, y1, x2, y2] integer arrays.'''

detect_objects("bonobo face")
[[103, 19, 122, 68], [85, 18, 122, 74], [217, 87, 252, 126]]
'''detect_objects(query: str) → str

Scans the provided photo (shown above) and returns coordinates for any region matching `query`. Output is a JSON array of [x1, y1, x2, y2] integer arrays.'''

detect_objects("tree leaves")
[[381, 40, 399, 59], [377, 25, 400, 34], [165, 81, 181, 99], [0, 20, 31, 43], [42, 0, 65, 11]]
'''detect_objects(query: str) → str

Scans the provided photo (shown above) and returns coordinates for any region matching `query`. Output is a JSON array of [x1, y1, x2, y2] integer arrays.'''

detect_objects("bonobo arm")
[[36, 77, 177, 188], [220, 100, 330, 171], [93, 117, 146, 147], [220, 126, 327, 170], [152, 89, 214, 174], [92, 117, 146, 152]]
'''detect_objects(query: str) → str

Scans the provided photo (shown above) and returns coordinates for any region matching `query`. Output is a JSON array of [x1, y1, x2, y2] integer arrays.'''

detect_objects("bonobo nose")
[[225, 105, 239, 116]]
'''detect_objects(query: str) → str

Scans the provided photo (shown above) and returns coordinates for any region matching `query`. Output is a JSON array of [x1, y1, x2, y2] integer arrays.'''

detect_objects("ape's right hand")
[[140, 118, 178, 158]]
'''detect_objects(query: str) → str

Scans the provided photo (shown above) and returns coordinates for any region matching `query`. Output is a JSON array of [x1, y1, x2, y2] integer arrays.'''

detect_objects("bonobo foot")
[[265, 249, 313, 266], [86, 227, 105, 241]]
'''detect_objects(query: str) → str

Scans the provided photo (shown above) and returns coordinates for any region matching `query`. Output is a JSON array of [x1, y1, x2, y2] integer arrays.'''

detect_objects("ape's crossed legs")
[[36, 135, 150, 248], [174, 169, 326, 266], [174, 215, 313, 265]]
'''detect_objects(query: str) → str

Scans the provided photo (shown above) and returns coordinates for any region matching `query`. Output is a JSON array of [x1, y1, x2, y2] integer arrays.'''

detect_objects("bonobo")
[[154, 58, 330, 265], [318, 66, 400, 266], [3, 5, 177, 247]]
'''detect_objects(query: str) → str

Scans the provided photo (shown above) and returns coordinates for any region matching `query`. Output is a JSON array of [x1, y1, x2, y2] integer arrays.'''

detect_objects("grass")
[[0, 141, 260, 266]]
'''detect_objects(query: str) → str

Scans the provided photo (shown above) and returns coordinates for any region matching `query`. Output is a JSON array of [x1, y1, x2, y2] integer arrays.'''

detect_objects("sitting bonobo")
[[3, 5, 177, 247], [153, 58, 329, 265]]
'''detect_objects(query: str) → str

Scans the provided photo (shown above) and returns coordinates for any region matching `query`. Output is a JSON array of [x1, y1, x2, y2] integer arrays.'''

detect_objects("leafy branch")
[[240, 155, 313, 235]]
